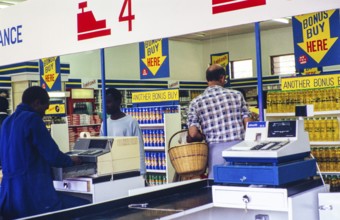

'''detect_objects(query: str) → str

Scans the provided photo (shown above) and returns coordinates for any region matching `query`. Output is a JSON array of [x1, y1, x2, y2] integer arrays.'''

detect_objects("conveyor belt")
[[26, 180, 213, 220]]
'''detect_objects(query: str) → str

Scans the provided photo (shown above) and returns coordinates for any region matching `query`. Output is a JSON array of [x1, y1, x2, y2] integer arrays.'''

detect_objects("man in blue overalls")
[[0, 86, 89, 219]]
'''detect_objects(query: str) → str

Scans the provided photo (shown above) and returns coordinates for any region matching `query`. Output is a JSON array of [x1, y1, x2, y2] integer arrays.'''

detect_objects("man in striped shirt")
[[187, 64, 252, 179]]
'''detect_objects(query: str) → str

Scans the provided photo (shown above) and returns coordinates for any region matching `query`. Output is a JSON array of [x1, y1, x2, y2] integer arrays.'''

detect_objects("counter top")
[[24, 179, 213, 220]]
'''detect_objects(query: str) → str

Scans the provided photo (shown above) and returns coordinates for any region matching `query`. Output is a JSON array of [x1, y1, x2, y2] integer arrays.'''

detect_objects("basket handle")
[[168, 129, 206, 149], [168, 129, 188, 149]]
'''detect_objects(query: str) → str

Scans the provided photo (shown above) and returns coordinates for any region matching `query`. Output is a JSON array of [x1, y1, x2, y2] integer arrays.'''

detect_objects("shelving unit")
[[141, 112, 181, 185], [265, 88, 340, 192], [94, 89, 102, 115], [123, 105, 181, 186]]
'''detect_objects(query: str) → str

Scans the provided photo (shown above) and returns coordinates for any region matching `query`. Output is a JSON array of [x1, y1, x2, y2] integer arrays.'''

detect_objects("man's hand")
[[71, 156, 82, 165], [187, 126, 205, 143], [186, 135, 204, 143]]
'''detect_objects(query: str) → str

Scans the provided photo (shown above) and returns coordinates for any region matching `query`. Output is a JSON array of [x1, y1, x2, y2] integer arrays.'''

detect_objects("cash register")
[[214, 119, 317, 185], [53, 136, 145, 203]]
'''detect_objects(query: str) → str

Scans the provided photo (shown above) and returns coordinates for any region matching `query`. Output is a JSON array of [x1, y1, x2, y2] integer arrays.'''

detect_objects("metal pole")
[[100, 48, 107, 136], [255, 22, 264, 121]]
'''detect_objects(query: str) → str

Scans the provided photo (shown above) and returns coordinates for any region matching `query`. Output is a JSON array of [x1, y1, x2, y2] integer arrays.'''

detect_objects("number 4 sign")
[[77, 0, 135, 41], [119, 0, 135, 31]]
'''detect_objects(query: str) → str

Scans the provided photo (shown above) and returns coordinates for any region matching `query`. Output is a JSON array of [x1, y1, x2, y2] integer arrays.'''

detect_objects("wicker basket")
[[168, 130, 208, 177]]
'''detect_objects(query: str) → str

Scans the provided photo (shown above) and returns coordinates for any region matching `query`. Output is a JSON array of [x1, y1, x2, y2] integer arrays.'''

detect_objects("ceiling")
[[0, 0, 291, 40]]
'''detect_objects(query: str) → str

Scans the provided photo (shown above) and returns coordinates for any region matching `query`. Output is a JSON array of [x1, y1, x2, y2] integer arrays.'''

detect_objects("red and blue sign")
[[293, 9, 340, 70], [139, 38, 170, 79]]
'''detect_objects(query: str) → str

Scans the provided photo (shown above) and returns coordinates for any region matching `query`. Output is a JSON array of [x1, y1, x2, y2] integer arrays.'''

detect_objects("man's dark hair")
[[22, 86, 49, 105], [206, 65, 226, 81], [0, 96, 9, 112], [105, 88, 122, 105]]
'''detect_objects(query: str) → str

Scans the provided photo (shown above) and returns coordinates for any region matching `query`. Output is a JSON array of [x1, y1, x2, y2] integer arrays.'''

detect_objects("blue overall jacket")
[[0, 103, 73, 219]]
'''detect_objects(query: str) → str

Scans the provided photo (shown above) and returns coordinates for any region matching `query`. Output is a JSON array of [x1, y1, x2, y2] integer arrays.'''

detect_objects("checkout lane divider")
[[128, 203, 184, 212]]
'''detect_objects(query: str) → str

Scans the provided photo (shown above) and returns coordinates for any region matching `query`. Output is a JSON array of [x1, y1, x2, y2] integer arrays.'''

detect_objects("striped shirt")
[[187, 85, 250, 144]]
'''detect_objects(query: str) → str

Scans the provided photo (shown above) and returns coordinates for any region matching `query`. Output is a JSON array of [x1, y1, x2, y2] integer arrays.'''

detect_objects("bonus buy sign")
[[293, 9, 340, 70], [139, 38, 170, 79]]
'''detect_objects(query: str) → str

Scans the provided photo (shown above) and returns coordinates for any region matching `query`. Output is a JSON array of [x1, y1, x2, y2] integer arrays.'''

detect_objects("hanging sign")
[[82, 78, 98, 89], [210, 52, 230, 87], [39, 56, 61, 91], [292, 9, 340, 70], [281, 74, 340, 91], [132, 89, 179, 103], [45, 103, 66, 115], [139, 38, 170, 79]]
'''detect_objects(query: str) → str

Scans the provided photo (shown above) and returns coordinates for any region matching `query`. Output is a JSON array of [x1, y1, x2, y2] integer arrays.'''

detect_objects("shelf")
[[68, 124, 101, 127], [266, 112, 295, 117], [144, 147, 165, 151], [146, 169, 166, 173], [266, 110, 340, 117], [140, 123, 165, 128], [310, 141, 340, 145], [317, 172, 340, 175]]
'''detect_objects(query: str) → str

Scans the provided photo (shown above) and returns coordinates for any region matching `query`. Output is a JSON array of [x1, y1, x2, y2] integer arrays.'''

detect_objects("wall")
[[60, 26, 297, 81], [202, 26, 294, 77]]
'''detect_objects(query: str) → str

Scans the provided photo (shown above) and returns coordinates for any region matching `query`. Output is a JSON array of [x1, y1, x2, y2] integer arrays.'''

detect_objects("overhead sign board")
[[0, 0, 339, 66], [281, 74, 340, 91], [132, 89, 179, 103]]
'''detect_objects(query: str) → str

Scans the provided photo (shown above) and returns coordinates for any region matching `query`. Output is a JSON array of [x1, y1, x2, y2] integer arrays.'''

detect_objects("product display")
[[266, 87, 340, 113], [123, 105, 181, 186], [266, 87, 340, 195]]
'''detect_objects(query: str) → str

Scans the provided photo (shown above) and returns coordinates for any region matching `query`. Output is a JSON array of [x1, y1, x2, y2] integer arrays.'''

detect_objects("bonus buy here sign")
[[292, 9, 340, 70], [139, 38, 170, 79]]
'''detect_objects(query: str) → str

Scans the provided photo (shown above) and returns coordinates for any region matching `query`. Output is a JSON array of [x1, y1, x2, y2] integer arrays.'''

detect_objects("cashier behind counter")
[[0, 86, 89, 219]]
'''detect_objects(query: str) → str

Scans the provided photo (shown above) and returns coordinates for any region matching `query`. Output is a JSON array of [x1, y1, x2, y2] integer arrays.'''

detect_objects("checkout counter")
[[52, 136, 145, 203], [24, 120, 328, 220]]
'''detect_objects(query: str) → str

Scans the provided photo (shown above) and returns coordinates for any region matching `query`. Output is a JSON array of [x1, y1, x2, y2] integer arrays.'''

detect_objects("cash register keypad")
[[250, 141, 289, 151], [78, 149, 102, 155]]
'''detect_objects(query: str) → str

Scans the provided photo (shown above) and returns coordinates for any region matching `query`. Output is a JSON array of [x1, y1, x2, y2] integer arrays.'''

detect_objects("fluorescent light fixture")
[[48, 91, 70, 98], [0, 0, 21, 9], [272, 18, 289, 24], [191, 33, 206, 38]]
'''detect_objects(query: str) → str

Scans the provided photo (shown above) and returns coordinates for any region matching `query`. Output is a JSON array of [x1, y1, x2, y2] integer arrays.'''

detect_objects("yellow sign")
[[302, 67, 321, 75], [41, 57, 60, 89], [45, 103, 66, 115], [211, 53, 229, 69], [142, 39, 167, 76], [132, 89, 179, 103], [281, 74, 340, 91], [295, 10, 338, 63]]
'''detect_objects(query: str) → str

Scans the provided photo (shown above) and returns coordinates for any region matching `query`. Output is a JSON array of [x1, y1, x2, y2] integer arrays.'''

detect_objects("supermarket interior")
[[0, 0, 340, 219]]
